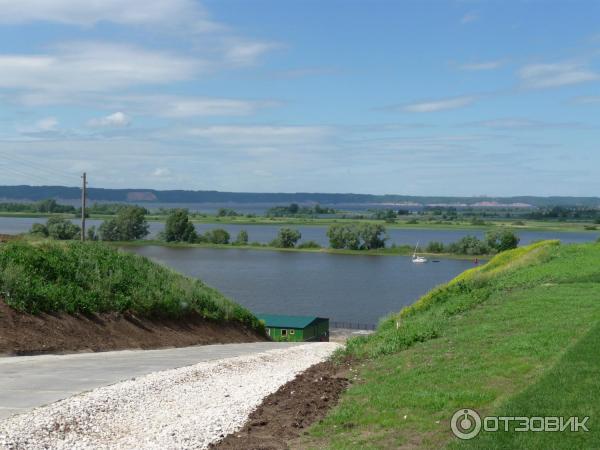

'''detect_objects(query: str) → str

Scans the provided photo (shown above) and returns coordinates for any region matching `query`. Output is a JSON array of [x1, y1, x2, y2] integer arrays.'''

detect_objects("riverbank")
[[116, 239, 488, 260]]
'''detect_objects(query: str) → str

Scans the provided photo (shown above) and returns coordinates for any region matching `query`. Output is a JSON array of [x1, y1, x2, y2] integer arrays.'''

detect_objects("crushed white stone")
[[0, 342, 340, 450]]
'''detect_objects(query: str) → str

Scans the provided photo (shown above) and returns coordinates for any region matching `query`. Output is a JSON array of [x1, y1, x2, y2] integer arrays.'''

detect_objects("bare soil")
[[0, 300, 266, 356], [212, 360, 350, 450]]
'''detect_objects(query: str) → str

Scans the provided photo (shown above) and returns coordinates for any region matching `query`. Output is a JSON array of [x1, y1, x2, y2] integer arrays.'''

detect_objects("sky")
[[0, 0, 599, 196]]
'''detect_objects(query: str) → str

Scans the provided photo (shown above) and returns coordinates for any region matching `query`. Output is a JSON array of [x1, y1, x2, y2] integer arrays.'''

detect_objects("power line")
[[0, 150, 81, 184]]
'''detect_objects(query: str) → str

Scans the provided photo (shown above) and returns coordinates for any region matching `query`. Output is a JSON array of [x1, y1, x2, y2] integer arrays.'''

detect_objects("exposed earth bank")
[[0, 300, 266, 356], [212, 360, 351, 450]]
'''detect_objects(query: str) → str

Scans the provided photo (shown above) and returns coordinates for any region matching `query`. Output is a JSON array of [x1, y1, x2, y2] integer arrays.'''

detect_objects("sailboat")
[[412, 241, 427, 263]]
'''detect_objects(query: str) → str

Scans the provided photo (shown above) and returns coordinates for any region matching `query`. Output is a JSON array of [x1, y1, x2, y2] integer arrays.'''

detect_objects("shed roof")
[[257, 314, 328, 329]]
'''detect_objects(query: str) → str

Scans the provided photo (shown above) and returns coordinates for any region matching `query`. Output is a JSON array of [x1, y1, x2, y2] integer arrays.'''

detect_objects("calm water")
[[124, 246, 478, 325], [1, 216, 597, 246]]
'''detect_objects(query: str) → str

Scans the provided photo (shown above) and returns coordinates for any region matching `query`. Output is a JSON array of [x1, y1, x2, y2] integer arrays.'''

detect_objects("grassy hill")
[[0, 241, 266, 354], [299, 240, 600, 449]]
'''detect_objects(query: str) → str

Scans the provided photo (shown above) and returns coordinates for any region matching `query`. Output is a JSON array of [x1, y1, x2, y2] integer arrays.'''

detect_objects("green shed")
[[257, 314, 329, 342]]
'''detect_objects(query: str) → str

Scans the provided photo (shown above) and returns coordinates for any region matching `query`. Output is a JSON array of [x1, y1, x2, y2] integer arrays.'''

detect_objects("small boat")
[[412, 242, 428, 263]]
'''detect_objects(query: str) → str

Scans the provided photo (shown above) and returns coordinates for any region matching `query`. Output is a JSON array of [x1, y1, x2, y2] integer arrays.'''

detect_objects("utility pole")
[[81, 172, 87, 241]]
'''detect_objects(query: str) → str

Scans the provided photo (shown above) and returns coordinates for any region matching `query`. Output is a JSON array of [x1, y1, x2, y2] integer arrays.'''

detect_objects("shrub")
[[486, 229, 520, 252], [204, 228, 230, 245], [99, 206, 149, 241], [43, 217, 80, 240], [164, 209, 197, 243], [297, 240, 322, 249], [447, 235, 490, 255], [30, 223, 49, 237], [326, 223, 386, 250], [271, 228, 302, 248], [234, 230, 249, 245], [425, 241, 445, 253]]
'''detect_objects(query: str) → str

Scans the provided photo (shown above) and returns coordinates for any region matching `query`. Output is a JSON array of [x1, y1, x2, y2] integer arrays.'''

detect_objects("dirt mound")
[[0, 300, 266, 355], [212, 360, 350, 450]]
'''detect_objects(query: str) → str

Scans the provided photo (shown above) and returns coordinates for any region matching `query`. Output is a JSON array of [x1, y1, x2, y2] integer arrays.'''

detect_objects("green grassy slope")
[[301, 241, 600, 449], [0, 241, 263, 331]]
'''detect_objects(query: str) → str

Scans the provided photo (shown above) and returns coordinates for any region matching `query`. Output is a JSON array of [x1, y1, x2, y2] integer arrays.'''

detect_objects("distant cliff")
[[0, 185, 599, 208]]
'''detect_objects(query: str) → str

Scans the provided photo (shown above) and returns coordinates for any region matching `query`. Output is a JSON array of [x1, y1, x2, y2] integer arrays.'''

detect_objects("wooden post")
[[81, 172, 87, 241]]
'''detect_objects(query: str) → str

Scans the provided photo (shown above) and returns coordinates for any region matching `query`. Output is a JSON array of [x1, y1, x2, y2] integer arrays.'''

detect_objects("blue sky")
[[0, 0, 599, 196]]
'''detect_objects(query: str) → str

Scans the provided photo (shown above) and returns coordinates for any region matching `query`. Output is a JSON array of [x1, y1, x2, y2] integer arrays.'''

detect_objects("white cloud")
[[466, 118, 584, 130], [458, 60, 504, 71], [461, 12, 478, 24], [519, 62, 598, 89], [152, 97, 278, 118], [185, 125, 333, 146], [35, 117, 59, 132], [403, 96, 476, 113], [152, 168, 172, 177], [571, 95, 600, 104], [15, 117, 60, 135], [87, 112, 131, 128], [222, 40, 281, 66], [0, 42, 202, 97], [0, 0, 220, 32]]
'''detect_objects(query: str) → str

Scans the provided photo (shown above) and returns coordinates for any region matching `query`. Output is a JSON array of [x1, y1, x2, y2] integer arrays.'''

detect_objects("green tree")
[[273, 228, 301, 248], [447, 236, 490, 255], [98, 219, 121, 241], [46, 217, 80, 240], [358, 223, 387, 249], [99, 206, 149, 241], [234, 229, 249, 245], [486, 229, 520, 252], [204, 228, 230, 244], [164, 209, 197, 243], [326, 224, 361, 250]]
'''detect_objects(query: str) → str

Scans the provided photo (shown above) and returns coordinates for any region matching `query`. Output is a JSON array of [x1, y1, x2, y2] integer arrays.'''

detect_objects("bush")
[[272, 228, 302, 248], [204, 228, 230, 244], [33, 217, 80, 240], [164, 209, 197, 243], [99, 206, 149, 241], [426, 241, 445, 253], [0, 241, 263, 331], [234, 230, 249, 245], [297, 240, 322, 249], [486, 229, 520, 252], [447, 235, 490, 255], [30, 223, 49, 237], [326, 223, 386, 250]]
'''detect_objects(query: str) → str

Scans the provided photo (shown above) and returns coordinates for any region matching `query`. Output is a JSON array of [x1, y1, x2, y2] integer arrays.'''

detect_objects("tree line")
[[28, 208, 520, 256]]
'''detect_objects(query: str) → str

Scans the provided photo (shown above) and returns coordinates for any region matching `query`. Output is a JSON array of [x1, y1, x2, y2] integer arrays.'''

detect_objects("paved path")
[[0, 342, 301, 420]]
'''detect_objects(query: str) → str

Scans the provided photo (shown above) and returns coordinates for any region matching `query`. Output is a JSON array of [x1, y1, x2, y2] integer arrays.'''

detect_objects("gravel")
[[0, 342, 340, 450]]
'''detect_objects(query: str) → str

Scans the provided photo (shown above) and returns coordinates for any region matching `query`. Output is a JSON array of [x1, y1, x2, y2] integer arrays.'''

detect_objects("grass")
[[298, 241, 600, 449], [0, 240, 264, 331]]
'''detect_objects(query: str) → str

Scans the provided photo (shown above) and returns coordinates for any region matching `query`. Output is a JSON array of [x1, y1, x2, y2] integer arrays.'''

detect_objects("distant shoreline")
[[1, 211, 598, 234]]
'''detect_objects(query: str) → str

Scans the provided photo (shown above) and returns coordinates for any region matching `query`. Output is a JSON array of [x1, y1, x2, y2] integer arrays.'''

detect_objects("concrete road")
[[0, 342, 301, 420]]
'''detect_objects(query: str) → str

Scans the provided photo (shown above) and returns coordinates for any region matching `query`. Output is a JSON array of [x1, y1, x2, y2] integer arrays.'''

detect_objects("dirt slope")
[[0, 300, 266, 355]]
